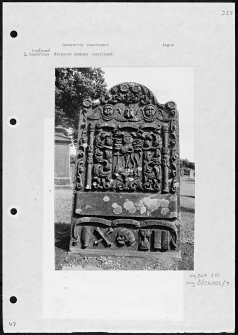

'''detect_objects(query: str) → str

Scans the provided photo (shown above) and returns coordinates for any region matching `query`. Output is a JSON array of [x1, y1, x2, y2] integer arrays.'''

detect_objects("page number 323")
[[222, 10, 233, 15]]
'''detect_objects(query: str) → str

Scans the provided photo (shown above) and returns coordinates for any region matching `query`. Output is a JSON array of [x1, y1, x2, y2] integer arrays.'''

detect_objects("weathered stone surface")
[[75, 192, 178, 218], [55, 126, 72, 186], [69, 82, 181, 259]]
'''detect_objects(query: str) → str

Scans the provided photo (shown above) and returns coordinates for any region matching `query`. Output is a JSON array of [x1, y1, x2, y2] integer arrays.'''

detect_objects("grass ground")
[[55, 176, 194, 270]]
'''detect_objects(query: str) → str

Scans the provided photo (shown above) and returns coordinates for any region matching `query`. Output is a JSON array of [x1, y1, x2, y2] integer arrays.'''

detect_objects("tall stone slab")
[[55, 126, 72, 186], [69, 82, 181, 259]]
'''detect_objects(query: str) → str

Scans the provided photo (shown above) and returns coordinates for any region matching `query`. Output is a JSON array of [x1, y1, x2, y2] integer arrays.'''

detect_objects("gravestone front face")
[[55, 126, 71, 186], [70, 82, 181, 258]]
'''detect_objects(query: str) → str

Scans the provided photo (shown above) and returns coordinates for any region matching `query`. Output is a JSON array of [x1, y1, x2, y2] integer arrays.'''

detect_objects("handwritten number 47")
[[222, 10, 233, 15], [9, 321, 16, 327]]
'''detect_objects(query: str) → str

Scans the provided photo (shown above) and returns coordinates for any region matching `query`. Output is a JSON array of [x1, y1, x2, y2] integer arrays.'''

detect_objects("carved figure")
[[143, 104, 156, 121]]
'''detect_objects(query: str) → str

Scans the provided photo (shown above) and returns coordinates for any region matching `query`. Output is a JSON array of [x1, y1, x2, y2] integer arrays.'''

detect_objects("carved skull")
[[116, 228, 135, 246], [120, 83, 129, 93]]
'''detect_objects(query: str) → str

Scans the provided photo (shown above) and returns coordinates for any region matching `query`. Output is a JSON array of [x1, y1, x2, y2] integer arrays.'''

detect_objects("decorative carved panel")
[[70, 82, 181, 258]]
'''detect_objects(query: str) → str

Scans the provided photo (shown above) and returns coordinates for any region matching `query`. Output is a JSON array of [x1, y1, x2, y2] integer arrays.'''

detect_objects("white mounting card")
[[3, 3, 235, 333]]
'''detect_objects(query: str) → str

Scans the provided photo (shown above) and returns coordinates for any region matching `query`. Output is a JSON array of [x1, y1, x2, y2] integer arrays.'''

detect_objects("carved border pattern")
[[170, 117, 177, 193], [75, 108, 88, 190]]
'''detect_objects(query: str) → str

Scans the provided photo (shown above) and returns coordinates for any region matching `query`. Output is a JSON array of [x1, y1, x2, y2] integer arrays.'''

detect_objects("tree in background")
[[55, 68, 107, 142], [180, 158, 195, 170]]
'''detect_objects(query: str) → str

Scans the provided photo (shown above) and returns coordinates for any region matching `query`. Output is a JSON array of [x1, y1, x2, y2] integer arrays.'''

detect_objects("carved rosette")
[[99, 82, 157, 106], [82, 98, 92, 108]]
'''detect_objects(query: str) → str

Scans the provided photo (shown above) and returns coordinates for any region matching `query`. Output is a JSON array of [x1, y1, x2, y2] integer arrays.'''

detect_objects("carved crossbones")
[[94, 227, 113, 247]]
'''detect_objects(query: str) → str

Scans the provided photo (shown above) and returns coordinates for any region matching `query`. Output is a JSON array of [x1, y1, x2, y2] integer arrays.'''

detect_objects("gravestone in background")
[[69, 82, 181, 259], [55, 126, 72, 186]]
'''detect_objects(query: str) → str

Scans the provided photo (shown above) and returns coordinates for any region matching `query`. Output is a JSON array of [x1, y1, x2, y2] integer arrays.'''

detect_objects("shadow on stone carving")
[[55, 223, 71, 251]]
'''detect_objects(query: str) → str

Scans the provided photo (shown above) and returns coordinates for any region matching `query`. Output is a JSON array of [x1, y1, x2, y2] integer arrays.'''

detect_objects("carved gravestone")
[[69, 82, 181, 258]]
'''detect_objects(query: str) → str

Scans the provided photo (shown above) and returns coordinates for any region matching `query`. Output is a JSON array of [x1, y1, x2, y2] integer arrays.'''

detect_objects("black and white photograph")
[[54, 67, 195, 270], [3, 3, 234, 333]]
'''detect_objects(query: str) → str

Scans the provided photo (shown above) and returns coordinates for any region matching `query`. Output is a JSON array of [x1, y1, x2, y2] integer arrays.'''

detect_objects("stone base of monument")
[[69, 218, 181, 259], [69, 248, 181, 259]]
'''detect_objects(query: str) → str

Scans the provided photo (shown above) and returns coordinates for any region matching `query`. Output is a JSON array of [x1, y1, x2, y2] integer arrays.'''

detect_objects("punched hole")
[[10, 31, 18, 38], [10, 296, 17, 303], [9, 118, 17, 126], [10, 208, 17, 215]]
